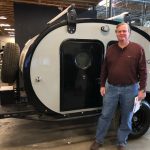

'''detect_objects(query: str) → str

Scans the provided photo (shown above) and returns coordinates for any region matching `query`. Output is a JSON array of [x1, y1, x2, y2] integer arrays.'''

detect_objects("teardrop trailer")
[[0, 5, 150, 139]]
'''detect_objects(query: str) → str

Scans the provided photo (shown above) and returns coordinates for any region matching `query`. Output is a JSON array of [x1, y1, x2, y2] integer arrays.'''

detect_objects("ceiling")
[[0, 0, 100, 36], [0, 0, 150, 36]]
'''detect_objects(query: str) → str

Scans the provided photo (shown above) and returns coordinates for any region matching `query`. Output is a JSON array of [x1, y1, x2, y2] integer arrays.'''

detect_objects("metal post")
[[109, 0, 112, 18]]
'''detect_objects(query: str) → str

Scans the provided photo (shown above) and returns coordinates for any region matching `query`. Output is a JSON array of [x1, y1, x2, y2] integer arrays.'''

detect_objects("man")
[[90, 22, 147, 150]]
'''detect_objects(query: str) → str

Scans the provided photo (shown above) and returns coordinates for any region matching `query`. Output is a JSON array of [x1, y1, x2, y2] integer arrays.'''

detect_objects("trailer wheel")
[[1, 43, 20, 83], [129, 101, 150, 139]]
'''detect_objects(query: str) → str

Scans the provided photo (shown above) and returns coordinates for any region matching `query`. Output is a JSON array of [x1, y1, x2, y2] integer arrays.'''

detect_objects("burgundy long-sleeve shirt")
[[100, 42, 147, 90]]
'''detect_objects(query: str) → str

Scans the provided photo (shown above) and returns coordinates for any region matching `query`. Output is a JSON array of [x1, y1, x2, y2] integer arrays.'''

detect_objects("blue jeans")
[[95, 82, 138, 146]]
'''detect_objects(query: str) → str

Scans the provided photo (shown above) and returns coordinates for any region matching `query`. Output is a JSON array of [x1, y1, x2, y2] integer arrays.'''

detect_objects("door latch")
[[67, 4, 77, 34]]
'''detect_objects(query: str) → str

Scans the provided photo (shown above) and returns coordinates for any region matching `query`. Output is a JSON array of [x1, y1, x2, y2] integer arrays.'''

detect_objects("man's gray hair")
[[115, 22, 131, 33]]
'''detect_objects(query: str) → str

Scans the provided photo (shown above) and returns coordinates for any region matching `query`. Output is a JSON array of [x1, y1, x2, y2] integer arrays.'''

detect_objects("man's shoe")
[[117, 145, 125, 150], [90, 141, 102, 150]]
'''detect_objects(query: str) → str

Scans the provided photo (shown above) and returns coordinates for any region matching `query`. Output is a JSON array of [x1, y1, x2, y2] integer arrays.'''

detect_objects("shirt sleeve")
[[100, 53, 108, 87], [138, 48, 147, 90]]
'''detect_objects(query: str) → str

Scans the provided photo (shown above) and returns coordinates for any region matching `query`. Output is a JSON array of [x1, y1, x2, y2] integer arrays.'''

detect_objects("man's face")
[[116, 24, 130, 42]]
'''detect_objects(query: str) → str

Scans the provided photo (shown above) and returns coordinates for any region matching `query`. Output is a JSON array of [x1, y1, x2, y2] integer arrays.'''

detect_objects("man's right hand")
[[100, 87, 106, 96]]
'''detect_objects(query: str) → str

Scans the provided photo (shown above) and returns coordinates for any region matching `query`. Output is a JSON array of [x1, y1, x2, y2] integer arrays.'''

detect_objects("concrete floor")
[[0, 117, 150, 150]]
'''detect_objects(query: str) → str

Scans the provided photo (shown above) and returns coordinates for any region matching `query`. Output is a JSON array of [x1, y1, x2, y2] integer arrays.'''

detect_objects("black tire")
[[1, 43, 20, 83], [129, 101, 150, 139]]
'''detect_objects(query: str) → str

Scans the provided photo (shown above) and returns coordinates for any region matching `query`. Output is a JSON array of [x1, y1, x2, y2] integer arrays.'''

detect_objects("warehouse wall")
[[14, 3, 97, 50]]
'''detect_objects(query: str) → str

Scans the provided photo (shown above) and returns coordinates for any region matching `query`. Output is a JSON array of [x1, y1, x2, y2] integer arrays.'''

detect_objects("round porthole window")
[[75, 52, 92, 70]]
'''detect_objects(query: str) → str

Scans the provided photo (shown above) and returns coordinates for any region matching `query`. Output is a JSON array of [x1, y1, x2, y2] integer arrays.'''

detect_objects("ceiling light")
[[0, 16, 7, 19], [8, 32, 15, 34], [4, 28, 15, 31], [9, 34, 15, 37], [0, 24, 10, 27], [98, 0, 109, 6]]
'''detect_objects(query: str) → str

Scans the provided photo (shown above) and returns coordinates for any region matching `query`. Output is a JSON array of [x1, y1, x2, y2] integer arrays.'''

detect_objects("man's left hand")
[[138, 90, 146, 101]]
